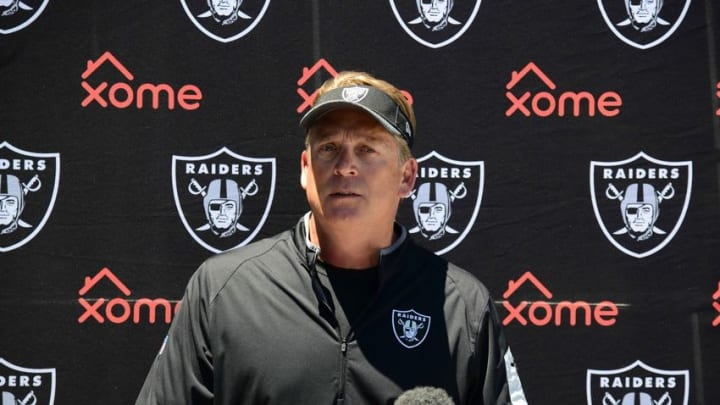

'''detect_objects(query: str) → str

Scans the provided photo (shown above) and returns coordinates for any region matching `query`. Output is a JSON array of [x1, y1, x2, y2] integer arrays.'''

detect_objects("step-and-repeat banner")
[[1, 1, 719, 404]]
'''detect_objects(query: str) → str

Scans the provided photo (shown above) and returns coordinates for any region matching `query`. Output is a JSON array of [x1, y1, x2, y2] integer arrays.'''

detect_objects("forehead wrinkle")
[[309, 123, 393, 146]]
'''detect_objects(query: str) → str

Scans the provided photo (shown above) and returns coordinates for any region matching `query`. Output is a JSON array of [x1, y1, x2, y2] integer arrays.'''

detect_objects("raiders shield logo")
[[586, 360, 689, 405], [597, 0, 692, 49], [399, 150, 483, 255], [0, 0, 48, 35], [389, 0, 482, 48], [172, 147, 276, 253], [180, 0, 271, 43], [341, 87, 369, 103], [0, 358, 56, 405], [590, 152, 692, 259], [0, 142, 60, 253], [392, 309, 431, 349]]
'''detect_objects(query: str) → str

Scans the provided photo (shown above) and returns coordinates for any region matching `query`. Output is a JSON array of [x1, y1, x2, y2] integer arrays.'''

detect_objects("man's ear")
[[399, 158, 418, 198], [300, 150, 309, 190]]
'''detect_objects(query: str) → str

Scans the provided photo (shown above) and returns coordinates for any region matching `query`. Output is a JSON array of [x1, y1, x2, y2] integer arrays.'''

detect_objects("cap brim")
[[300, 101, 402, 137]]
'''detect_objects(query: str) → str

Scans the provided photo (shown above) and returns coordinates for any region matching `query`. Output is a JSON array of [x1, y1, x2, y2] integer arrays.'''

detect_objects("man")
[[136, 71, 525, 404]]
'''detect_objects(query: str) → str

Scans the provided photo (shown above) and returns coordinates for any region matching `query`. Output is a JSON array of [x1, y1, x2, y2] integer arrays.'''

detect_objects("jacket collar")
[[292, 212, 411, 285]]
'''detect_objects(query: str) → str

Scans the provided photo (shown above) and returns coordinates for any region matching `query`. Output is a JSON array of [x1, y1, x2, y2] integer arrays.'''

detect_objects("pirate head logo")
[[172, 147, 276, 253], [392, 309, 431, 349], [180, 0, 271, 43], [586, 360, 689, 405], [0, 358, 56, 405], [597, 0, 691, 49], [0, 142, 59, 253], [400, 151, 483, 254], [0, 0, 48, 35], [590, 152, 692, 258], [341, 87, 369, 103], [196, 178, 259, 238], [411, 182, 461, 240], [389, 0, 482, 48]]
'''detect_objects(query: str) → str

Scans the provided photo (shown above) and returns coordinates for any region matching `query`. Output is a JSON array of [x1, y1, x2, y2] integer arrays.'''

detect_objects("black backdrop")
[[1, 1, 719, 404]]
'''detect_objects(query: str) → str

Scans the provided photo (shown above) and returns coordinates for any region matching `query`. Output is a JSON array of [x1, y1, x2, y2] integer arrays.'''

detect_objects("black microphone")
[[394, 386, 456, 405]]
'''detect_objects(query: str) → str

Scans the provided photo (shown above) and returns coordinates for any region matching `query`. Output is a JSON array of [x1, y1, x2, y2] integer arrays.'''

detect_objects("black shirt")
[[318, 261, 379, 335]]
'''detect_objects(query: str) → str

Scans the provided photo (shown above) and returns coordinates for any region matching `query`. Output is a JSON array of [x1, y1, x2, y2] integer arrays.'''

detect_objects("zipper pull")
[[340, 339, 347, 354]]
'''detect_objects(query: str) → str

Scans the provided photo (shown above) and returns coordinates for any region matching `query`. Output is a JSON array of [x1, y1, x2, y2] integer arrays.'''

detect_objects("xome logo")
[[502, 271, 619, 327], [506, 62, 621, 118], [77, 267, 180, 324], [81, 51, 202, 111]]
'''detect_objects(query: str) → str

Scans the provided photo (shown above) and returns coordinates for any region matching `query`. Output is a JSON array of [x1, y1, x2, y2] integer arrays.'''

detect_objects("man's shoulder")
[[192, 229, 297, 290], [448, 261, 491, 291]]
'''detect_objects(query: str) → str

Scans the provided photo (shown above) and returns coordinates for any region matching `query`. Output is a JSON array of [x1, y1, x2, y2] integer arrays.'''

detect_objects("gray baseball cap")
[[300, 85, 414, 148]]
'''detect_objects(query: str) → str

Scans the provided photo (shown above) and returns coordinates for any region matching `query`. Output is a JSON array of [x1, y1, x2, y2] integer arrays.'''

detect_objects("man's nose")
[[334, 148, 358, 176]]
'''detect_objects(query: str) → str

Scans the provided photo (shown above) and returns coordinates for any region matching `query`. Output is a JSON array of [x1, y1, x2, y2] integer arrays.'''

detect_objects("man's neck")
[[308, 215, 395, 269]]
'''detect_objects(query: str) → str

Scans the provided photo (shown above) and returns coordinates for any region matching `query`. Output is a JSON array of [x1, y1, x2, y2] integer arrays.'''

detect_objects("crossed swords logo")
[[188, 177, 258, 233], [408, 181, 467, 236], [616, 13, 670, 30], [605, 182, 675, 236], [602, 391, 672, 405], [2, 390, 37, 405]]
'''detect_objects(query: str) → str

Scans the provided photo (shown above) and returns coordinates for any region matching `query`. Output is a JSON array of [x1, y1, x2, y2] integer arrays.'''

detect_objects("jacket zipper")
[[337, 337, 348, 404], [306, 248, 348, 404]]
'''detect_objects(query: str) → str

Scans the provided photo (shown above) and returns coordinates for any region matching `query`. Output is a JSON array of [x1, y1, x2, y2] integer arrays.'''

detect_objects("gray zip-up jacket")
[[135, 215, 524, 405]]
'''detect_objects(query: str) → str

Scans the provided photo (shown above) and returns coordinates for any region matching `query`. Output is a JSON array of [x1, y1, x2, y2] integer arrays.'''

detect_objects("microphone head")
[[394, 386, 455, 405]]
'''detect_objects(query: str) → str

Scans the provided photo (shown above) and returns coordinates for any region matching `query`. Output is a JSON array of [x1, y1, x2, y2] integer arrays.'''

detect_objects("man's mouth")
[[330, 191, 359, 197]]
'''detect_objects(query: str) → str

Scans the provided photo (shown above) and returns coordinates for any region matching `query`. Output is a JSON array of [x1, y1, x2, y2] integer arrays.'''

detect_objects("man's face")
[[418, 0, 450, 23], [625, 203, 654, 233], [418, 202, 446, 232], [208, 199, 238, 230], [301, 108, 416, 229], [0, 195, 19, 226], [211, 0, 238, 17], [628, 0, 659, 24]]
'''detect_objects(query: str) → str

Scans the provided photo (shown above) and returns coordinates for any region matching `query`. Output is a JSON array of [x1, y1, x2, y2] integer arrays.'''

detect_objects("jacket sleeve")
[[135, 264, 214, 405], [471, 298, 528, 405]]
